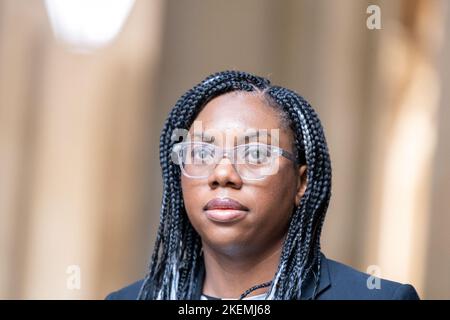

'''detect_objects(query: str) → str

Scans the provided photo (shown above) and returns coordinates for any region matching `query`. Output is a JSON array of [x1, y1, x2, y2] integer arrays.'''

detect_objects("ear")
[[295, 165, 308, 206]]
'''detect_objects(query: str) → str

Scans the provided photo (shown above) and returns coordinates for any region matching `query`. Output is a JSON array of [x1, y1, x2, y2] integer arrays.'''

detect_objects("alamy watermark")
[[66, 264, 81, 290], [170, 121, 285, 177], [366, 5, 382, 30], [366, 265, 382, 290]]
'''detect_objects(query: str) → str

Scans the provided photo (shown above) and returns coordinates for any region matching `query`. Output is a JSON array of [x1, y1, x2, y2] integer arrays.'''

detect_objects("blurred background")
[[0, 0, 449, 299]]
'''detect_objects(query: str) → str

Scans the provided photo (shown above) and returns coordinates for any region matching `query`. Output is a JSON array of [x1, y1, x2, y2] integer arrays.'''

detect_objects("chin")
[[202, 233, 253, 255]]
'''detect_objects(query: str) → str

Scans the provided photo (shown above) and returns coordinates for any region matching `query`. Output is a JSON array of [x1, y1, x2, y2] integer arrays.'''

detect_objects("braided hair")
[[137, 70, 332, 300]]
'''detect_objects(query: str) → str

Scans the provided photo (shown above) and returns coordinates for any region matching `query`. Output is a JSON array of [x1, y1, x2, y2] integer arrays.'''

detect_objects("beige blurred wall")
[[0, 0, 165, 298], [0, 0, 449, 299]]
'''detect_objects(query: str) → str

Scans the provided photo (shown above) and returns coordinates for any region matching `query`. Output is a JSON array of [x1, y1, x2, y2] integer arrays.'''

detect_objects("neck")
[[201, 237, 285, 299]]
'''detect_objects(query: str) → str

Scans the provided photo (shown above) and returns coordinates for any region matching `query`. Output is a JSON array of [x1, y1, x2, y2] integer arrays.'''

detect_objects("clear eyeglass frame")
[[171, 141, 297, 180]]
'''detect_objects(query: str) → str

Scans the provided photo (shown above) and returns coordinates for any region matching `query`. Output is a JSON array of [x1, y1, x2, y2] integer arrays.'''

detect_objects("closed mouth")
[[203, 198, 249, 222], [203, 197, 249, 211]]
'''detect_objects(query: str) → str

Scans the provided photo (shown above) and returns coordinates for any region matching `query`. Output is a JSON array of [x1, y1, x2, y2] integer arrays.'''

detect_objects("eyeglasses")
[[171, 141, 297, 180]]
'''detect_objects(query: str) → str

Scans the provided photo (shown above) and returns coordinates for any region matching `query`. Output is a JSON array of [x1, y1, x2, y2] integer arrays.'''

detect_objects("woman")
[[106, 71, 419, 300]]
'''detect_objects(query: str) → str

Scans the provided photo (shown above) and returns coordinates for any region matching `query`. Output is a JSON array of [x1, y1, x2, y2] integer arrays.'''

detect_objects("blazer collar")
[[194, 252, 332, 300], [302, 252, 332, 300]]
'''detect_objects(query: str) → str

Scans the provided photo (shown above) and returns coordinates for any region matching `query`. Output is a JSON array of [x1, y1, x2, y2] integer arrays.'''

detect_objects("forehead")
[[195, 93, 279, 128], [189, 93, 292, 147]]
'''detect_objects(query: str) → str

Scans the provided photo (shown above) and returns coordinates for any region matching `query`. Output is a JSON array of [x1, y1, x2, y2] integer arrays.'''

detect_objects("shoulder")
[[104, 257, 420, 300], [105, 279, 144, 300], [319, 256, 420, 300]]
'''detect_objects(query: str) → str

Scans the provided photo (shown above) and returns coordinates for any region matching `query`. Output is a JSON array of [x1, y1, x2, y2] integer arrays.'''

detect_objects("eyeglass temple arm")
[[280, 149, 298, 164]]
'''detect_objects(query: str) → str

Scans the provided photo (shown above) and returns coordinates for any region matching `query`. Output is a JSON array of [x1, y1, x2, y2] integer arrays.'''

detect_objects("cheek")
[[251, 167, 298, 223], [232, 168, 298, 250], [181, 177, 197, 212], [180, 177, 206, 228]]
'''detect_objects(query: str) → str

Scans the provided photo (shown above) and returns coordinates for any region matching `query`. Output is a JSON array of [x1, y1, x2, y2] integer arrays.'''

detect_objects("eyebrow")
[[240, 131, 271, 139], [191, 130, 277, 144], [192, 132, 215, 142], [237, 131, 273, 144]]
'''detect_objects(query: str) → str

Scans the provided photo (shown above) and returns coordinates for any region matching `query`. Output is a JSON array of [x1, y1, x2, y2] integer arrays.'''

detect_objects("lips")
[[203, 198, 249, 223], [204, 198, 249, 211]]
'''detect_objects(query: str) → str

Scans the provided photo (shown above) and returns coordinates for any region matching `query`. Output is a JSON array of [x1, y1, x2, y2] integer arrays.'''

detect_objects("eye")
[[243, 144, 271, 164], [191, 145, 214, 163]]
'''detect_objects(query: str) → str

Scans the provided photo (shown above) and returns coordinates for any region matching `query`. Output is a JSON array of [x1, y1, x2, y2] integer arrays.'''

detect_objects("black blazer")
[[105, 254, 420, 300]]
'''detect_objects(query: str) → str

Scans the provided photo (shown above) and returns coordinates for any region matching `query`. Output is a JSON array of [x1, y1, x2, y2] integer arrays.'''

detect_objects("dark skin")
[[181, 92, 308, 298]]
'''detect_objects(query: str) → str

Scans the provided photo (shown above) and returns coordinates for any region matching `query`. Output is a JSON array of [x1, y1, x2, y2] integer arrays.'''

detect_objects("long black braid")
[[137, 70, 332, 300]]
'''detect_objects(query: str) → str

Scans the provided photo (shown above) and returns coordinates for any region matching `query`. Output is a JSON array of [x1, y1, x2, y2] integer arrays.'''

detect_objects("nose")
[[207, 158, 243, 189]]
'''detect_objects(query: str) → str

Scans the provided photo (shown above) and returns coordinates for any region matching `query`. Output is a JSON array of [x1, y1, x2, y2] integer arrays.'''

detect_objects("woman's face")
[[181, 92, 307, 257]]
